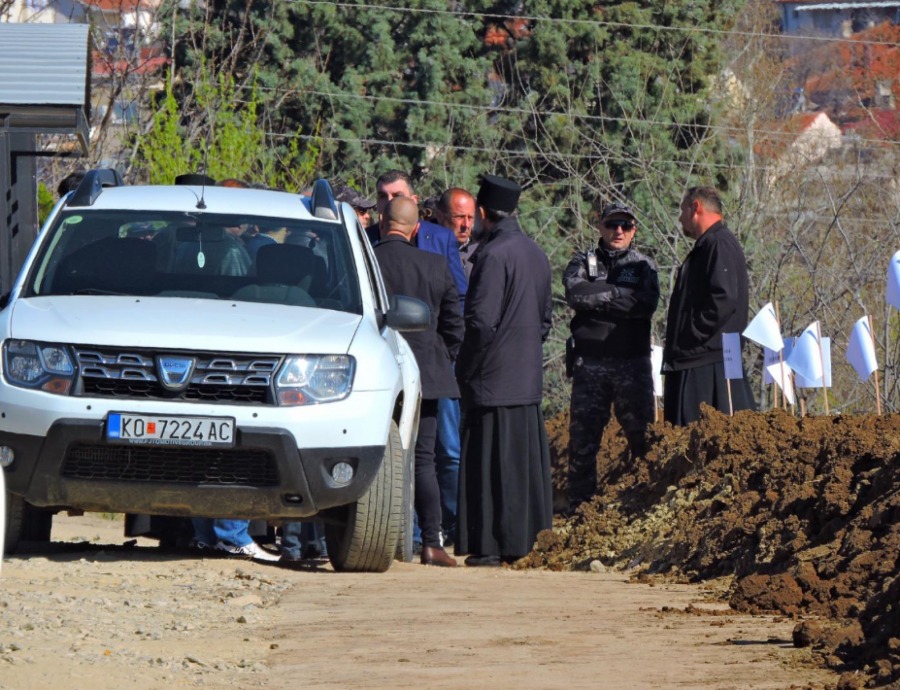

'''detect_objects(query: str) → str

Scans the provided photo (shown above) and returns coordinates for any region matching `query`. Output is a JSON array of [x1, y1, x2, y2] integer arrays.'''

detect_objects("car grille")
[[61, 442, 279, 486], [72, 346, 281, 405]]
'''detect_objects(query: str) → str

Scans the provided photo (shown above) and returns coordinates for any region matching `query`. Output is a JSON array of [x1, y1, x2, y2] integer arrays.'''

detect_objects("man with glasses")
[[563, 204, 660, 511]]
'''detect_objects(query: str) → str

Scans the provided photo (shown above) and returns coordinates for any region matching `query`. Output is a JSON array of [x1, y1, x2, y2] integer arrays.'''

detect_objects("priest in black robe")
[[456, 174, 554, 567]]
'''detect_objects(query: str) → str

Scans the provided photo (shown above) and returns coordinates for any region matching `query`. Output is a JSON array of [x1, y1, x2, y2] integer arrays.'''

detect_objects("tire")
[[4, 492, 53, 555], [395, 444, 415, 563], [325, 421, 403, 572]]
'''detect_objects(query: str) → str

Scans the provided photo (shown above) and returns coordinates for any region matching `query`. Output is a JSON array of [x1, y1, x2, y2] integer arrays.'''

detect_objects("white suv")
[[0, 170, 425, 572]]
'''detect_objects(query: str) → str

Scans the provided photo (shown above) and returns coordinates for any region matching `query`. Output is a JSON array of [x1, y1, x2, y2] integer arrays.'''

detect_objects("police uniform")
[[563, 206, 660, 507]]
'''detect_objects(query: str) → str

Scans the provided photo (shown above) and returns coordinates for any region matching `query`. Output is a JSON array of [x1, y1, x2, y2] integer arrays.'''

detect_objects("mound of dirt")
[[528, 406, 900, 687]]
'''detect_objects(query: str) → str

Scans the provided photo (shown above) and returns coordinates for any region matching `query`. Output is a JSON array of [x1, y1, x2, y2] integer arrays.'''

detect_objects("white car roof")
[[66, 184, 341, 224]]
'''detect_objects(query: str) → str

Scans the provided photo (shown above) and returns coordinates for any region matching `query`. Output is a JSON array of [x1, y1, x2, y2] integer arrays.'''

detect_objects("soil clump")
[[529, 406, 900, 688]]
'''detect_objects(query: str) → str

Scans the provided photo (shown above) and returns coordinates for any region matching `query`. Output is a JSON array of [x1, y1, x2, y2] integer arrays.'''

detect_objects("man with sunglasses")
[[563, 204, 660, 511]]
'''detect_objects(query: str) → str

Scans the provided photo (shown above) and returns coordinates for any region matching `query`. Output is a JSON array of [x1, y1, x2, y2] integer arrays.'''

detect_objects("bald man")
[[373, 197, 464, 567], [380, 195, 420, 238]]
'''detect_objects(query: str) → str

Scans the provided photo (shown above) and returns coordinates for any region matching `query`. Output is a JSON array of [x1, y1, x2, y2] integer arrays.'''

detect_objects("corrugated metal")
[[0, 23, 89, 107], [796, 1, 900, 9]]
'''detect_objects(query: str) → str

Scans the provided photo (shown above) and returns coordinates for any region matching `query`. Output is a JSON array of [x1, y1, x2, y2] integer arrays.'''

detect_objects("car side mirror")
[[384, 294, 430, 332]]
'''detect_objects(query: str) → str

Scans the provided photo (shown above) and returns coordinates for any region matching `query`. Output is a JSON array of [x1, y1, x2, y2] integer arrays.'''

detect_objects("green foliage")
[[150, 0, 747, 416], [136, 69, 318, 189], [37, 183, 55, 226]]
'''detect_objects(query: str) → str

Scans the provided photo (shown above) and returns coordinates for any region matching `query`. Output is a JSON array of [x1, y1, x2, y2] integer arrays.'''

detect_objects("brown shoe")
[[421, 545, 458, 567]]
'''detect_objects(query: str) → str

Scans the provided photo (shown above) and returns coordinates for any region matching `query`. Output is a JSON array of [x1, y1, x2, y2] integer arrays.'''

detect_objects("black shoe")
[[464, 554, 502, 567]]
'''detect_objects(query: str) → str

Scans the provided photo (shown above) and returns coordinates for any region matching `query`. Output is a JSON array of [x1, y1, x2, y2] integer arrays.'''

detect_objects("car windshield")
[[26, 210, 363, 314]]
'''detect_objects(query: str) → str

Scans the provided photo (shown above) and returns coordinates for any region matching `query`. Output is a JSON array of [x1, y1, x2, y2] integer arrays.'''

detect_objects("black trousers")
[[663, 361, 756, 427], [414, 399, 444, 548]]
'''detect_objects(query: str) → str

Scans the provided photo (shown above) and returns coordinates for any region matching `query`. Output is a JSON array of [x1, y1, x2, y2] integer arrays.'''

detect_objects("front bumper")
[[0, 419, 384, 519]]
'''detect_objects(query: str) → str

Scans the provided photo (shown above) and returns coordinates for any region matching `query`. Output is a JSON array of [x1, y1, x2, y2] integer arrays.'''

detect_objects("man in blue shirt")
[[366, 170, 467, 311], [367, 170, 467, 548]]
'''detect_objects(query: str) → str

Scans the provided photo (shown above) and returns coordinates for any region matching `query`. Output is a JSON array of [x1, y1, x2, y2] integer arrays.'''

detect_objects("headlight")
[[3, 339, 75, 394], [275, 354, 355, 405]]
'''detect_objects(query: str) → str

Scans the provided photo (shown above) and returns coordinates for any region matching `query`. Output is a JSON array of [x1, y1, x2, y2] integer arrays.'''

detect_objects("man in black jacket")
[[456, 174, 553, 567], [373, 197, 463, 567], [563, 203, 660, 509], [663, 186, 756, 426]]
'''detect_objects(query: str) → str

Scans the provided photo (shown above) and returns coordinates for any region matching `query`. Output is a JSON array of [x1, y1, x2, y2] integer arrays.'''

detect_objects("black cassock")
[[456, 216, 554, 559], [457, 404, 552, 559]]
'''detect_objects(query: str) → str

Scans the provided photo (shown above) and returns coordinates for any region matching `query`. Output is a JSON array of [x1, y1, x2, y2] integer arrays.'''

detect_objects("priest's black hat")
[[476, 174, 521, 213], [175, 173, 216, 186]]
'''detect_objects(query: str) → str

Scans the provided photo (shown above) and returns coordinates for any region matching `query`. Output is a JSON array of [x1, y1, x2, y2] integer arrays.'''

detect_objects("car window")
[[355, 218, 389, 314], [27, 210, 363, 314]]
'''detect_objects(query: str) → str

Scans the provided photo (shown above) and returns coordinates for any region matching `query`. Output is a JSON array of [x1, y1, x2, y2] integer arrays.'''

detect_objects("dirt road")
[[0, 513, 839, 690]]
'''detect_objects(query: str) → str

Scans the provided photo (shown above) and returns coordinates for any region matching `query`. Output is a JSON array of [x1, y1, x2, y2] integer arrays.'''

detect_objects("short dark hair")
[[57, 170, 86, 198], [376, 169, 414, 193], [683, 186, 723, 215], [437, 187, 474, 215]]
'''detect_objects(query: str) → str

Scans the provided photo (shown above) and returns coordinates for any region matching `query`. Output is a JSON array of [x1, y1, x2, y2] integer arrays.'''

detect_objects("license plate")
[[107, 412, 235, 448]]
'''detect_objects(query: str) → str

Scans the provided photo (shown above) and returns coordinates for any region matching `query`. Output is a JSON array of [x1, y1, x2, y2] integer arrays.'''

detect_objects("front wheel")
[[4, 492, 53, 555], [324, 421, 403, 572]]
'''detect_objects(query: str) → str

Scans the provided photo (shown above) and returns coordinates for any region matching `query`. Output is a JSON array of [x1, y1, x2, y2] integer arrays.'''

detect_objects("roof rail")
[[67, 169, 124, 207], [309, 179, 339, 220]]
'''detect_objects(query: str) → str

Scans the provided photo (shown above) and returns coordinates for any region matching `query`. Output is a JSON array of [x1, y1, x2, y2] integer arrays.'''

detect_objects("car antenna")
[[174, 173, 216, 209], [197, 145, 210, 209]]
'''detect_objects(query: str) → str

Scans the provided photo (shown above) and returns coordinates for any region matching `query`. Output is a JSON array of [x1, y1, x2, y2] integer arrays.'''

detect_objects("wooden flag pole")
[[814, 321, 829, 414], [775, 300, 787, 410], [726, 378, 734, 416], [869, 314, 883, 416]]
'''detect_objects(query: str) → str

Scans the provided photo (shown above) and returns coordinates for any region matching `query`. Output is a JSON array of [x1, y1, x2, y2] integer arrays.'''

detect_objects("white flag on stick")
[[743, 302, 784, 352], [846, 316, 878, 381], [766, 360, 796, 404], [722, 333, 743, 380], [787, 322, 825, 384], [887, 250, 900, 310], [793, 337, 832, 388], [763, 346, 795, 404]]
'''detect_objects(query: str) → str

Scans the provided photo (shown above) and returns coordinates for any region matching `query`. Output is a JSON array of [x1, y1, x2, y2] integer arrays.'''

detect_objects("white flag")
[[650, 345, 663, 397], [787, 322, 824, 384], [766, 360, 796, 405], [887, 250, 900, 310], [722, 333, 743, 380], [846, 317, 878, 381], [794, 336, 832, 388], [743, 302, 784, 352]]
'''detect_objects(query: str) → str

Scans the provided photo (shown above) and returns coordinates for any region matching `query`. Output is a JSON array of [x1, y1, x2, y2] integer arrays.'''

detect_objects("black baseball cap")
[[335, 185, 376, 210], [600, 204, 636, 221]]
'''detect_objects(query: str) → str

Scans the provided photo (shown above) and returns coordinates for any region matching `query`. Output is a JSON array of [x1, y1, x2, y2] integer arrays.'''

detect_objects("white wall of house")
[[768, 112, 843, 182], [780, 1, 900, 36], [2, 0, 86, 24]]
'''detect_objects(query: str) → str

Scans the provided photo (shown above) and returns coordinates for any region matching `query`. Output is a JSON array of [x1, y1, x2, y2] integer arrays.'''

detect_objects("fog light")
[[0, 446, 13, 468], [331, 461, 354, 485]]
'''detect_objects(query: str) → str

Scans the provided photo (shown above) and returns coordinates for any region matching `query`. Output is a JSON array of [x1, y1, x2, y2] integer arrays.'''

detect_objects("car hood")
[[10, 296, 362, 353]]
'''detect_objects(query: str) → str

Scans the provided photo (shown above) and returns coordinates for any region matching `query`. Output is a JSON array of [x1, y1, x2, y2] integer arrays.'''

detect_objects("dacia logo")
[[157, 356, 195, 391]]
